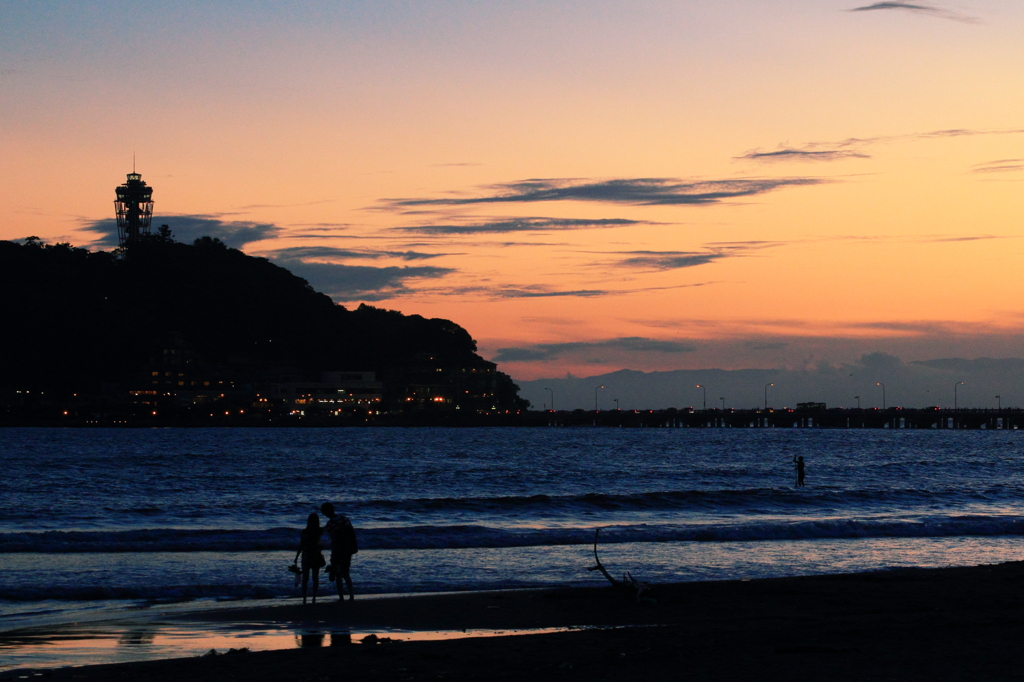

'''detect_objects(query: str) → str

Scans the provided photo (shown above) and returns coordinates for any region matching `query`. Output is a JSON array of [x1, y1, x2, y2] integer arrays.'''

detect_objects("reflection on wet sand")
[[294, 630, 353, 647], [0, 620, 575, 673], [295, 632, 323, 648], [117, 629, 155, 646]]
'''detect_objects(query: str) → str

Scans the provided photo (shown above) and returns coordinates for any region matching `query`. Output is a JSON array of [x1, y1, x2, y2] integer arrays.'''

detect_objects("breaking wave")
[[5, 514, 1024, 553]]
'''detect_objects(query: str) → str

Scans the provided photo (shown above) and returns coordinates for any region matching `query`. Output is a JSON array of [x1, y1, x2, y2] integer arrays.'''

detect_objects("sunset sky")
[[4, 1, 1024, 383]]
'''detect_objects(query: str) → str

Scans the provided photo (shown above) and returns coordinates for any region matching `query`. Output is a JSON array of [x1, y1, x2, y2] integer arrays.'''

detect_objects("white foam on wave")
[[4, 514, 1024, 554]]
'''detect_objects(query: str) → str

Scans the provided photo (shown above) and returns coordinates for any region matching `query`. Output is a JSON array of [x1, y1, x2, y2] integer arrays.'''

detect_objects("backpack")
[[330, 515, 358, 554]]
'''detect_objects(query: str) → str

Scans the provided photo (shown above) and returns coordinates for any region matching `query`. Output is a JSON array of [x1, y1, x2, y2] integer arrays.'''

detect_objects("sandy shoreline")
[[4, 562, 1024, 681]]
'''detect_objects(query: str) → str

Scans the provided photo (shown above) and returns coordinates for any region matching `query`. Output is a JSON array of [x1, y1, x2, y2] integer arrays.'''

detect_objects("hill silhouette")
[[0, 234, 527, 418]]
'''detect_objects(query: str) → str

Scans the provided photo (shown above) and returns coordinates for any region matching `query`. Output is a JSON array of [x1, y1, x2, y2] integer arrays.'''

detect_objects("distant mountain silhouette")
[[517, 360, 1023, 412], [0, 235, 527, 413]]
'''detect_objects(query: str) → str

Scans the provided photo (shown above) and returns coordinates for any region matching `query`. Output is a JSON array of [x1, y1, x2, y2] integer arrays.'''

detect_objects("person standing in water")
[[321, 502, 358, 601], [293, 513, 323, 605], [793, 455, 806, 487]]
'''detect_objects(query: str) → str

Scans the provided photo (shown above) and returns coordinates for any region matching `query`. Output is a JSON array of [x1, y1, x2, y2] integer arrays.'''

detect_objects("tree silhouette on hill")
[[0, 235, 527, 413]]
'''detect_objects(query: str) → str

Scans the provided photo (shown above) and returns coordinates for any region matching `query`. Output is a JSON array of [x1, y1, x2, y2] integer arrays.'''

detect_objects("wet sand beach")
[[4, 561, 1024, 681]]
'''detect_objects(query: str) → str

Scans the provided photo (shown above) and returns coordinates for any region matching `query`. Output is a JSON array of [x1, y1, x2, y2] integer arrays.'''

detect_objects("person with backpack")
[[320, 502, 358, 601]]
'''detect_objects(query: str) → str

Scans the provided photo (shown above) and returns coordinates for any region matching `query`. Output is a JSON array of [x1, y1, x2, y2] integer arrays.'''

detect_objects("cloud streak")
[[739, 148, 870, 162], [492, 287, 609, 299], [382, 177, 826, 209], [615, 251, 723, 270], [741, 128, 1024, 164], [238, 199, 336, 210], [393, 217, 648, 235], [628, 314, 1024, 341], [920, 235, 1005, 243], [411, 281, 713, 301], [410, 285, 613, 300], [847, 2, 979, 23], [266, 245, 450, 261], [493, 337, 697, 363], [972, 159, 1024, 174], [268, 254, 454, 302], [80, 216, 452, 302], [607, 241, 787, 271], [83, 215, 281, 249]]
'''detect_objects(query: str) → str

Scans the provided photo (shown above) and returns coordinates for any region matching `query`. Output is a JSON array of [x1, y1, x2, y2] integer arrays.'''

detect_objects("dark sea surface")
[[2, 426, 1024, 630]]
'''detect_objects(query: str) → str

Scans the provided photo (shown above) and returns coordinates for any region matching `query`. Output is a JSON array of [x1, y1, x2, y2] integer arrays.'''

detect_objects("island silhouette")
[[0, 233, 528, 424]]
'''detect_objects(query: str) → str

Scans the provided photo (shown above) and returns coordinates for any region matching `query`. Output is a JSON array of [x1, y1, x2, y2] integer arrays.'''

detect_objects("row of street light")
[[542, 381, 997, 411], [708, 381, 976, 411], [544, 385, 610, 411]]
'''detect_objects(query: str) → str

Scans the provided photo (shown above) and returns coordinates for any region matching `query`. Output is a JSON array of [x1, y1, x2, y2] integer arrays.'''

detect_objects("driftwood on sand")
[[587, 528, 652, 602]]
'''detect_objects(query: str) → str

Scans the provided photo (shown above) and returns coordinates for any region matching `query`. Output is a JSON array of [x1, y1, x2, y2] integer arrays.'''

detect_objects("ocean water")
[[3, 426, 1024, 631]]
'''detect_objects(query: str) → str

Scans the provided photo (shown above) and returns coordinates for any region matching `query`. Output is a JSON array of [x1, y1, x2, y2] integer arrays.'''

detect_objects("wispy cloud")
[[412, 281, 713, 301], [281, 234, 363, 240], [267, 254, 454, 302], [741, 128, 1024, 164], [495, 287, 609, 299], [381, 177, 826, 209], [739, 147, 870, 163], [608, 241, 786, 271], [493, 337, 697, 363], [920, 235, 1006, 243], [237, 199, 336, 210], [615, 251, 723, 270], [393, 217, 649, 235], [596, 235, 1004, 277], [629, 315, 1020, 340], [79, 216, 450, 301], [855, 320, 971, 334], [412, 285, 612, 300], [815, 233, 1008, 246], [972, 159, 1024, 174], [285, 224, 353, 231], [847, 1, 979, 23], [265, 245, 450, 261], [82, 215, 281, 249]]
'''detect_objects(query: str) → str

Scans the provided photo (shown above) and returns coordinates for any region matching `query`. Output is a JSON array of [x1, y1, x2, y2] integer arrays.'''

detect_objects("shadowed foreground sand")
[[4, 561, 1024, 681]]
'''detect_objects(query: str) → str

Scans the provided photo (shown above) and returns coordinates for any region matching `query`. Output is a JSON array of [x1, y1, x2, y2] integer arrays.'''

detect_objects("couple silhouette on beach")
[[293, 502, 358, 605]]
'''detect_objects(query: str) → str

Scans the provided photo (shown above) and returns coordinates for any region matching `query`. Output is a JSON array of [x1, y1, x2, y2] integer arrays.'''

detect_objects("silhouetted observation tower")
[[114, 171, 154, 248]]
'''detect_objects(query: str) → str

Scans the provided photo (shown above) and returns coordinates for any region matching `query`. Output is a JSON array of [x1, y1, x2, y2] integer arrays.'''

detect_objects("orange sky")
[[3, 1, 1024, 380]]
